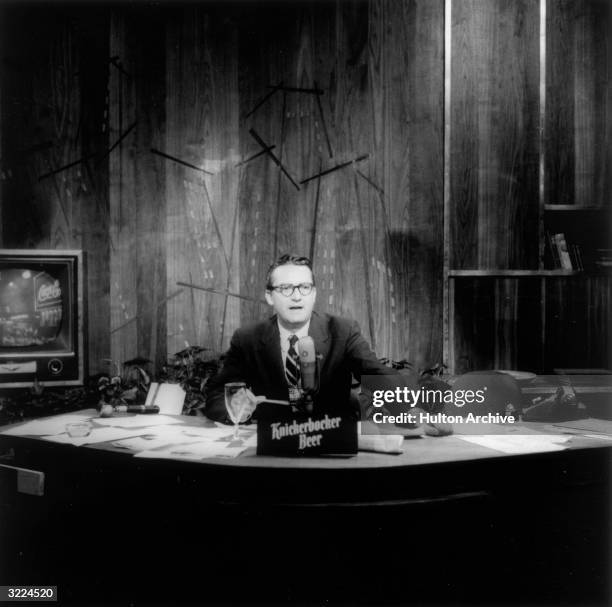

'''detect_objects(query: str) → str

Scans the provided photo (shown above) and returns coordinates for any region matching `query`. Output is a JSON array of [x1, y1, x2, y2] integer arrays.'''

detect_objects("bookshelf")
[[543, 206, 612, 274], [443, 0, 611, 375], [447, 204, 612, 375]]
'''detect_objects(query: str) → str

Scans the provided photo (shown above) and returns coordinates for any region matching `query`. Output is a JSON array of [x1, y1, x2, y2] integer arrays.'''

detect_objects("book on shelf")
[[546, 231, 561, 269], [570, 244, 584, 271], [553, 233, 573, 270], [545, 232, 587, 272]]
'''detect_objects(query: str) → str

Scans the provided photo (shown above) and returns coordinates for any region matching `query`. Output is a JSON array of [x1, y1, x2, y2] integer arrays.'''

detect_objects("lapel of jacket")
[[308, 311, 331, 368], [257, 316, 286, 388]]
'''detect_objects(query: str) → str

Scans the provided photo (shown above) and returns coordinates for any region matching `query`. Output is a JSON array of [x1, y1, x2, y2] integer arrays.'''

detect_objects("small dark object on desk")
[[523, 387, 588, 422], [114, 405, 160, 414]]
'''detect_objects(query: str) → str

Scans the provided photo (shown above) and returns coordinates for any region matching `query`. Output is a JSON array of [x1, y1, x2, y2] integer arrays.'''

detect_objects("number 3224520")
[[4, 587, 56, 601]]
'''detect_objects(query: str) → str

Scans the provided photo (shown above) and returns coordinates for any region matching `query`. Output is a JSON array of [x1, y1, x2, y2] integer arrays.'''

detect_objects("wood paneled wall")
[[453, 278, 543, 373], [450, 0, 540, 270], [0, 1, 445, 373], [0, 6, 111, 374], [449, 0, 611, 373], [109, 7, 168, 372], [1, 0, 609, 377], [546, 0, 611, 206]]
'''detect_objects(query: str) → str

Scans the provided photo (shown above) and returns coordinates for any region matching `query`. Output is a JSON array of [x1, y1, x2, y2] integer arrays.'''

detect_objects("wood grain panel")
[[451, 274, 612, 374], [453, 277, 542, 373], [546, 0, 611, 207], [275, 7, 317, 260], [237, 5, 294, 327], [453, 278, 496, 373], [109, 9, 140, 371], [382, 0, 444, 367], [165, 7, 240, 356], [545, 0, 574, 205], [545, 276, 612, 369], [1, 7, 80, 250], [451, 0, 540, 270], [307, 2, 337, 324], [366, 0, 392, 356], [0, 6, 111, 374], [333, 1, 375, 348], [76, 10, 111, 374], [133, 9, 167, 372]]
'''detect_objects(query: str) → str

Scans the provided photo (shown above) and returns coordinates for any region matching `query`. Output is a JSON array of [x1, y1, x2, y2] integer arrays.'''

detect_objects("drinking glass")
[[224, 382, 253, 441], [66, 421, 92, 437]]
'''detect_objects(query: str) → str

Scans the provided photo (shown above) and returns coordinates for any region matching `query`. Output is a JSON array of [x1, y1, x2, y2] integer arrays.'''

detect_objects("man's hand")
[[229, 388, 262, 423], [423, 422, 453, 436], [413, 407, 453, 436]]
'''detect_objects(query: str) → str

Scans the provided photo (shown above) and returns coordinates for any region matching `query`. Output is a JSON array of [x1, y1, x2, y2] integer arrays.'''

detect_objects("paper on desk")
[[144, 382, 185, 415], [42, 426, 149, 446], [111, 422, 234, 443], [111, 425, 199, 450], [133, 426, 257, 460], [0, 412, 95, 437], [358, 434, 404, 454], [92, 414, 184, 428], [112, 436, 180, 451], [456, 434, 571, 454]]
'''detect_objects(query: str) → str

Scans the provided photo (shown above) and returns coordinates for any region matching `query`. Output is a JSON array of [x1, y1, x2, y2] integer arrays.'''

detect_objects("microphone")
[[297, 337, 318, 414], [115, 405, 160, 414]]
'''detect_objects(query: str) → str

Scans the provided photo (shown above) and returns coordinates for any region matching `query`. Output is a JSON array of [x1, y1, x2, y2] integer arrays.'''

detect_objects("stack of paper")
[[144, 382, 186, 415]]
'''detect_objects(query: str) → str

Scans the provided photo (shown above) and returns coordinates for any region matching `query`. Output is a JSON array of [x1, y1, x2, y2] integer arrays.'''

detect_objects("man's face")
[[265, 264, 316, 329]]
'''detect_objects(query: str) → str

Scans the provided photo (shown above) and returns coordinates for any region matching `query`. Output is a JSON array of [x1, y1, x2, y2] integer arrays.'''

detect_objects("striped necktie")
[[285, 334, 301, 389]]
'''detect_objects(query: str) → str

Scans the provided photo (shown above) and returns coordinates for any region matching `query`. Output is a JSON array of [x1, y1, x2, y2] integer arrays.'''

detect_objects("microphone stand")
[[300, 390, 315, 415], [298, 355, 320, 415]]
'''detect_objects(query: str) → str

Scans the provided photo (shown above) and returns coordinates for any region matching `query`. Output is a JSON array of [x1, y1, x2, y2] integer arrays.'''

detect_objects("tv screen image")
[[0, 269, 64, 347], [0, 250, 85, 387]]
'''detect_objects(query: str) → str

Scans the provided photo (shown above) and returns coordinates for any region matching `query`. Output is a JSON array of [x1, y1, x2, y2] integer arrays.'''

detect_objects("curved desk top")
[[1, 408, 611, 471]]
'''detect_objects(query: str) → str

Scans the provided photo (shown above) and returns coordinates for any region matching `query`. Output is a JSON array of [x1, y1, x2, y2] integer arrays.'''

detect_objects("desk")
[[0, 412, 610, 605]]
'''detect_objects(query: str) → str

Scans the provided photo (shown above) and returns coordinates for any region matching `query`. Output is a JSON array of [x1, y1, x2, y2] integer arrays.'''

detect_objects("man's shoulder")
[[313, 312, 359, 336], [232, 317, 274, 342]]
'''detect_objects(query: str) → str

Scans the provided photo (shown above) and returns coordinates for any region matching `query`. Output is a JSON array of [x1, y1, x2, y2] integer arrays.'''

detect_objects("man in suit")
[[205, 254, 425, 426]]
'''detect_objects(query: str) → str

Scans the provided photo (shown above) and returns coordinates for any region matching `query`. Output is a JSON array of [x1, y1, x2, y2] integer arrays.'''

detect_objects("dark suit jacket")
[[205, 311, 404, 423]]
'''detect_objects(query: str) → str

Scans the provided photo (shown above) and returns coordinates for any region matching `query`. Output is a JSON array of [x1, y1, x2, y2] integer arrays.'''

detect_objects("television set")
[[0, 249, 85, 388]]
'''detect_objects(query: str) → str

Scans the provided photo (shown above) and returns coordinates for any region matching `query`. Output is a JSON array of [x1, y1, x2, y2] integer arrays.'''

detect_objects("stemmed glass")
[[224, 382, 254, 442]]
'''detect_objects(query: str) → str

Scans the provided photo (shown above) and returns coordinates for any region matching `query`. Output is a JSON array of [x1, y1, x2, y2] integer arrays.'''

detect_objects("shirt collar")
[[277, 319, 310, 344]]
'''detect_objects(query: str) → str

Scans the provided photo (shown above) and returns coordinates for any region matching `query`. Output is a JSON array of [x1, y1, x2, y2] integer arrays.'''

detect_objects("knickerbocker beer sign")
[[257, 412, 357, 456]]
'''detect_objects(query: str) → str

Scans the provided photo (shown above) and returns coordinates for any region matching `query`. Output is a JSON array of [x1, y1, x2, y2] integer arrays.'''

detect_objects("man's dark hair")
[[265, 254, 315, 289]]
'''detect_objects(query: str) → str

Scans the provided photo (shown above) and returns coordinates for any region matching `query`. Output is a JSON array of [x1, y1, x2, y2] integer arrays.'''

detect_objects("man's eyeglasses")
[[269, 283, 314, 297]]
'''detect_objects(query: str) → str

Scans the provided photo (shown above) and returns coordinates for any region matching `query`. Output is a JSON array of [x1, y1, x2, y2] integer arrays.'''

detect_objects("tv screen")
[[0, 269, 64, 347], [0, 250, 85, 387]]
